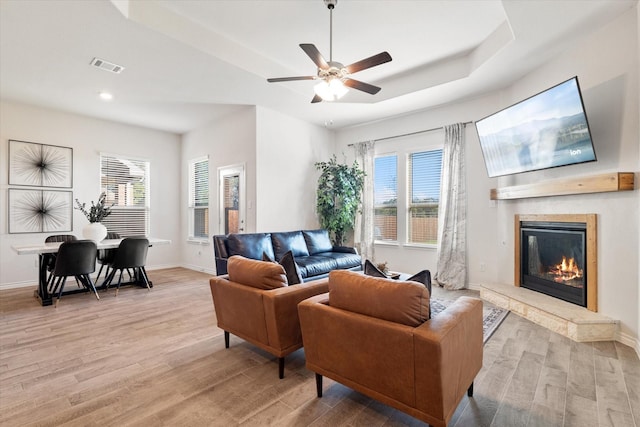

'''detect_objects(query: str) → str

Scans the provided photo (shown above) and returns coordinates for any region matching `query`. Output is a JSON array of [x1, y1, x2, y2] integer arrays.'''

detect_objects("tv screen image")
[[475, 77, 596, 178]]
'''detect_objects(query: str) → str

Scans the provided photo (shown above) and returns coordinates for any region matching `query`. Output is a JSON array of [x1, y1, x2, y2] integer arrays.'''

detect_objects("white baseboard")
[[0, 280, 36, 290], [180, 263, 216, 275], [616, 330, 640, 359]]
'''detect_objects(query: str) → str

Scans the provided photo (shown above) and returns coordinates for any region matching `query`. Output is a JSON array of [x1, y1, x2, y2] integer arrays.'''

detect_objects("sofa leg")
[[224, 331, 229, 349], [467, 382, 474, 397], [278, 357, 285, 379], [315, 373, 323, 398]]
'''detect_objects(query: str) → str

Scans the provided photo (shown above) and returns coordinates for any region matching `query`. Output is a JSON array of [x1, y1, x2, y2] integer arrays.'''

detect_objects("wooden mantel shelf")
[[490, 172, 635, 200]]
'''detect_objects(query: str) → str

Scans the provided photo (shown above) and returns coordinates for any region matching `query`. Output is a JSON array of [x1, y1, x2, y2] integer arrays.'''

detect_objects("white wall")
[[180, 106, 257, 274], [255, 106, 335, 231], [0, 101, 181, 287], [336, 7, 640, 344]]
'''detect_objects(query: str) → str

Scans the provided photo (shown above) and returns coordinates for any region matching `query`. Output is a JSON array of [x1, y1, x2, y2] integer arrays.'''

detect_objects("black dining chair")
[[48, 240, 99, 307], [102, 237, 151, 296], [95, 232, 121, 281], [44, 234, 78, 286]]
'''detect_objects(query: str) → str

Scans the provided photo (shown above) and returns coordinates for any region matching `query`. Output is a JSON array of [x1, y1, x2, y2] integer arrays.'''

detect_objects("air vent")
[[90, 57, 124, 74]]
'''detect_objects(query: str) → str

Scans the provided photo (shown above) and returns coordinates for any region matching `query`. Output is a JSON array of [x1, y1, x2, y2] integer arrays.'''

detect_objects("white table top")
[[12, 238, 171, 255]]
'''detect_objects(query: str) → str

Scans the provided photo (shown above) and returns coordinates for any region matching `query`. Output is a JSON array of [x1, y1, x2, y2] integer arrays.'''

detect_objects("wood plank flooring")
[[1, 267, 638, 426]]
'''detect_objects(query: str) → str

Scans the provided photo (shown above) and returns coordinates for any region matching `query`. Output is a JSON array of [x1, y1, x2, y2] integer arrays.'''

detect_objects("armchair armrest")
[[262, 279, 329, 354], [413, 297, 483, 422]]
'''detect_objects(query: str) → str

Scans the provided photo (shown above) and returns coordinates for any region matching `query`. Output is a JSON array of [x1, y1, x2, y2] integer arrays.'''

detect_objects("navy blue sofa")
[[213, 229, 362, 281]]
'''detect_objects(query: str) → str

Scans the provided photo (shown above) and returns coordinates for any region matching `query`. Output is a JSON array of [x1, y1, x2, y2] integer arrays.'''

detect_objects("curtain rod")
[[348, 121, 473, 146]]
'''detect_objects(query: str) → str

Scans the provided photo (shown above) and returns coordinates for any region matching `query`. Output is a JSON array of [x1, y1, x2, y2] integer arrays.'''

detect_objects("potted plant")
[[75, 192, 113, 242], [315, 155, 365, 246]]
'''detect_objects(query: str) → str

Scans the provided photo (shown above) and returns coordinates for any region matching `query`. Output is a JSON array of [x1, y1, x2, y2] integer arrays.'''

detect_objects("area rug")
[[430, 298, 509, 344]]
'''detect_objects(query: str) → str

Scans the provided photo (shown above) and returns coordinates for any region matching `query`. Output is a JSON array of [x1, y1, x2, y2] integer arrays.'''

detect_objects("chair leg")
[[467, 382, 474, 397], [95, 263, 105, 282], [315, 373, 323, 398], [83, 275, 100, 301], [278, 357, 285, 379], [224, 331, 230, 348], [115, 270, 124, 296], [139, 267, 151, 291], [55, 277, 68, 308], [102, 269, 116, 290], [50, 275, 62, 296]]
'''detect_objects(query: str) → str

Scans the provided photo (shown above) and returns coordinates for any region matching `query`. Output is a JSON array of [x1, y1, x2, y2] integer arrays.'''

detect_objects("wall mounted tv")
[[475, 76, 596, 178]]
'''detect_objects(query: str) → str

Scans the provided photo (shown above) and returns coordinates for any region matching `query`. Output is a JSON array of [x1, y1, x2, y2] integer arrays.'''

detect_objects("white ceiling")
[[0, 0, 636, 134]]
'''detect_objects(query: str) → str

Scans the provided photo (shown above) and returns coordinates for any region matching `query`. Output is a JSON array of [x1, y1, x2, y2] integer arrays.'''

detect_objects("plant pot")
[[82, 222, 107, 242]]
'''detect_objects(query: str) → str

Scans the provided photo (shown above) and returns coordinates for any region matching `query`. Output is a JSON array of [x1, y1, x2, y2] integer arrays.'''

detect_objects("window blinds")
[[100, 154, 150, 237], [408, 149, 442, 244], [189, 157, 209, 239]]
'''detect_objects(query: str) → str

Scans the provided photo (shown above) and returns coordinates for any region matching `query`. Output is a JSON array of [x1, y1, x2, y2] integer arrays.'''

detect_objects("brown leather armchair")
[[209, 255, 329, 378], [298, 270, 483, 427]]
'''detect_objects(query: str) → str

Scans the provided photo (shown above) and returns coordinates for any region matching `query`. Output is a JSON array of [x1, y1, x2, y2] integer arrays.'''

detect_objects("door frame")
[[217, 163, 246, 234]]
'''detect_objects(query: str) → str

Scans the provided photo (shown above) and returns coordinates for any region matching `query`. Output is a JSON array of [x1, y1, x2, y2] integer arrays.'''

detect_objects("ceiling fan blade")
[[311, 94, 323, 103], [343, 78, 381, 95], [345, 52, 392, 74], [267, 76, 316, 82], [300, 44, 329, 70]]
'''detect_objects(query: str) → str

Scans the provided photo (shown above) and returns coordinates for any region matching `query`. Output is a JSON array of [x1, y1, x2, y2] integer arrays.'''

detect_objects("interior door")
[[218, 164, 245, 234]]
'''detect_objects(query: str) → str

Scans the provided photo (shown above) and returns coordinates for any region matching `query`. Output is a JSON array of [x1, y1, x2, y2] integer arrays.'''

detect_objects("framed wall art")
[[9, 139, 73, 188], [8, 189, 73, 233]]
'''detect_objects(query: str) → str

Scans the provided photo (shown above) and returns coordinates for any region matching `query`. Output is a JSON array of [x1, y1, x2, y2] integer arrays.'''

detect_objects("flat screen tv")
[[475, 76, 596, 178]]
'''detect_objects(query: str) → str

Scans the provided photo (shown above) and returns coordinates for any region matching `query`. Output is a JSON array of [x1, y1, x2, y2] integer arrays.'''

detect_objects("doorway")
[[218, 164, 245, 234]]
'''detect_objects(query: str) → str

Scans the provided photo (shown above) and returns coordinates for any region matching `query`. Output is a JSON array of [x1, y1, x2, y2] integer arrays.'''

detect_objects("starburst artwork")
[[9, 140, 73, 188], [8, 189, 73, 233]]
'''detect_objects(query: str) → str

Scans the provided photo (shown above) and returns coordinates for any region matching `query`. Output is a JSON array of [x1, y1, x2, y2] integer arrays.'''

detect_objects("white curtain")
[[434, 123, 467, 289], [353, 141, 375, 261]]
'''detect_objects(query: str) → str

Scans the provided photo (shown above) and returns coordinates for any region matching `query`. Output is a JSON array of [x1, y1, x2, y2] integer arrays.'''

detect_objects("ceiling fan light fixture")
[[314, 78, 348, 101]]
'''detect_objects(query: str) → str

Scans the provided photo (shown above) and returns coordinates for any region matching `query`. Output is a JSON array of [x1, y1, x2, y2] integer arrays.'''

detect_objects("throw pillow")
[[262, 251, 275, 263], [280, 250, 304, 285], [407, 270, 432, 295], [364, 259, 386, 278]]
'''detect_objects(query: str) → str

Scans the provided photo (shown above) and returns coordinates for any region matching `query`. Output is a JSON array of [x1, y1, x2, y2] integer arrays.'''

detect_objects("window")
[[100, 153, 150, 237], [189, 156, 209, 239], [374, 155, 397, 241], [408, 149, 442, 244]]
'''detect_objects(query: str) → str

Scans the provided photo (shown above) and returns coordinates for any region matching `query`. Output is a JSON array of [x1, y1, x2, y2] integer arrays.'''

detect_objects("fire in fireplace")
[[520, 221, 587, 307]]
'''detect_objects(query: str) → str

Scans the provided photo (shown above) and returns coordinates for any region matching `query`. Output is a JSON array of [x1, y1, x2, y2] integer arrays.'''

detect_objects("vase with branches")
[[74, 192, 113, 223]]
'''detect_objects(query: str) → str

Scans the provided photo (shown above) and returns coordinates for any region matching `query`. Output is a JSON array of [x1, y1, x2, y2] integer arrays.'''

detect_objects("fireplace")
[[515, 214, 597, 311]]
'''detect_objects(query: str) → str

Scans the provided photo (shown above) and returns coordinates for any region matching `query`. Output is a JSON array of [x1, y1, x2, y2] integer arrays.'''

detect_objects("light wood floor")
[[1, 267, 638, 426]]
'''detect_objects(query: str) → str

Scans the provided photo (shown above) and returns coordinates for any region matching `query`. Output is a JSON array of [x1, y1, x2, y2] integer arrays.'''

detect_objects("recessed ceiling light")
[[99, 91, 113, 101]]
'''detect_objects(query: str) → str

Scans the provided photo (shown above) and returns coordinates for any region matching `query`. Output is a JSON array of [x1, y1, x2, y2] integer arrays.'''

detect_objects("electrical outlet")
[[479, 262, 486, 272]]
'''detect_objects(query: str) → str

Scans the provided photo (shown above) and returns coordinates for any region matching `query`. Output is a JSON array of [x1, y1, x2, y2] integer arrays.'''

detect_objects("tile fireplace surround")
[[480, 282, 617, 342], [480, 213, 617, 342]]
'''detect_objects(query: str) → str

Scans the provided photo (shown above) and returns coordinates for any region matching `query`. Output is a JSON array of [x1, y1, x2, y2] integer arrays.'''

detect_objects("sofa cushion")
[[228, 233, 275, 261], [227, 255, 287, 290], [315, 252, 362, 270], [271, 231, 309, 261], [280, 251, 303, 285], [329, 270, 430, 326], [303, 229, 333, 255], [295, 255, 338, 278]]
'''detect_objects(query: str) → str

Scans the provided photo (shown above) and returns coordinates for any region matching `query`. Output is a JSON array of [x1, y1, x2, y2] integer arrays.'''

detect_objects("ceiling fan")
[[267, 0, 392, 103]]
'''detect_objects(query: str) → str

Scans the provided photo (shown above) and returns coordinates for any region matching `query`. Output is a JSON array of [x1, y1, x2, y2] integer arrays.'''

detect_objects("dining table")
[[12, 237, 171, 306]]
